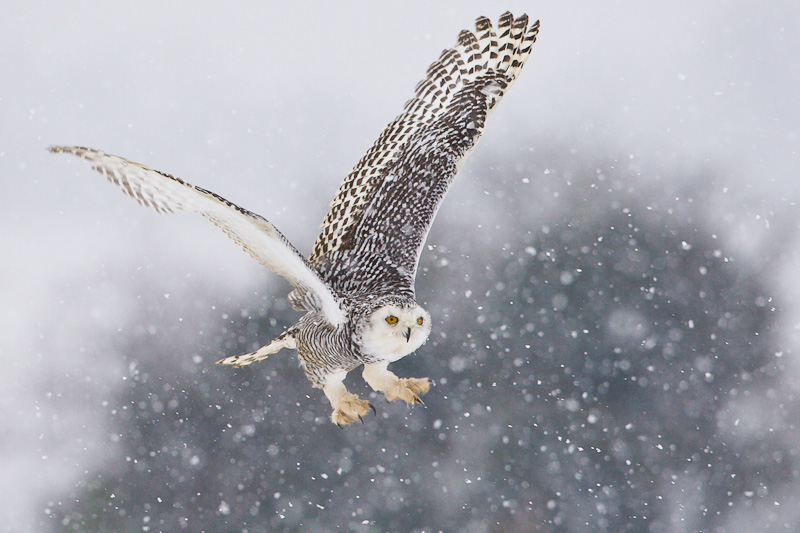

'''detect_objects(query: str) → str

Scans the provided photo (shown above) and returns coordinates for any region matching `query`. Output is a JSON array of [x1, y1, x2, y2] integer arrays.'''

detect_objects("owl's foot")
[[322, 373, 376, 426], [331, 393, 374, 426], [385, 377, 432, 405], [362, 362, 432, 406]]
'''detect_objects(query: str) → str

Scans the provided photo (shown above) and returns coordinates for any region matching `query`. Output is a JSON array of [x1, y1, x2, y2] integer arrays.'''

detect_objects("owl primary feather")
[[51, 13, 540, 425]]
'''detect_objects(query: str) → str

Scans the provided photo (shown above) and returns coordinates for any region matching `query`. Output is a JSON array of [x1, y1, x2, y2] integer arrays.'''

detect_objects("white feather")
[[50, 146, 346, 326]]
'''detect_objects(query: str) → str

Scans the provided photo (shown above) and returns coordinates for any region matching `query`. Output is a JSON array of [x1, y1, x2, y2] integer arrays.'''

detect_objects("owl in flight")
[[51, 13, 539, 425]]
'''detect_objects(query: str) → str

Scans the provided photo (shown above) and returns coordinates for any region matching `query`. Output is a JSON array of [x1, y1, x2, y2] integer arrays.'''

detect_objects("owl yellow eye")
[[385, 315, 398, 325], [416, 317, 424, 326]]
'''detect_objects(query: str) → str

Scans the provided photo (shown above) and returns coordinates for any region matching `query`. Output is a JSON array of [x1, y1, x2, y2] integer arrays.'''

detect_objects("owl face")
[[360, 302, 432, 362]]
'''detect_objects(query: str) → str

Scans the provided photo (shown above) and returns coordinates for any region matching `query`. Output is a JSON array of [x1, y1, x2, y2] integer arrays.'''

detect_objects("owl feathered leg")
[[322, 371, 374, 426], [215, 330, 296, 368], [362, 361, 431, 405]]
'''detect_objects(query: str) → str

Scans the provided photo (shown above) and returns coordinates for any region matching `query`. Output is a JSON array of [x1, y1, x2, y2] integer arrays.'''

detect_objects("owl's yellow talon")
[[330, 393, 372, 426], [385, 377, 431, 405]]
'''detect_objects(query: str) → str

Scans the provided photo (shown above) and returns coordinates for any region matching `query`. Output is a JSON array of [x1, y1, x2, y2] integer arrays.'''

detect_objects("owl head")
[[358, 295, 432, 362]]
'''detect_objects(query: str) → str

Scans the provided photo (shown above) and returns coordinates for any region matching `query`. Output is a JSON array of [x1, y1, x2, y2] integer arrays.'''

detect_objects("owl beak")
[[403, 327, 411, 342]]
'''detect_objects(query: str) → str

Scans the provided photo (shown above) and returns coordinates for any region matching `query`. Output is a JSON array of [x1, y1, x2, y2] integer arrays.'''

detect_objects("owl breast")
[[292, 314, 360, 386]]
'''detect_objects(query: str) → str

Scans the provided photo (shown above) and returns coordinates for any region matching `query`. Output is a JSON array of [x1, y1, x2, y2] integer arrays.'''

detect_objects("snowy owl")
[[50, 13, 539, 425]]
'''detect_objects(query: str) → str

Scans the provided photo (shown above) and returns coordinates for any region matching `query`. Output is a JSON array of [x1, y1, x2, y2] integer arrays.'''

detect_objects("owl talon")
[[368, 402, 377, 416], [385, 376, 432, 405], [330, 393, 373, 426]]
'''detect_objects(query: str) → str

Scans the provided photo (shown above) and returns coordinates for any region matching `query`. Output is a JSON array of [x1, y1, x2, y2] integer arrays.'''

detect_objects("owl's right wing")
[[49, 146, 346, 326], [309, 13, 538, 295]]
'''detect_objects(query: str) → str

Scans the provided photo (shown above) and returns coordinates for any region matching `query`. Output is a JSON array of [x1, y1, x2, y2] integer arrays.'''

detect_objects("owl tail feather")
[[215, 330, 296, 368]]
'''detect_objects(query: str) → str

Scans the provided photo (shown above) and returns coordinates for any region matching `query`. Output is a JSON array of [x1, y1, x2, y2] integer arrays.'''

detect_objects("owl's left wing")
[[50, 146, 346, 326], [309, 13, 539, 296]]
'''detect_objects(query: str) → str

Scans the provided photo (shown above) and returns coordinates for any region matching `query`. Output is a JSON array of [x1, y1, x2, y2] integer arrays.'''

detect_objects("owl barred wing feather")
[[49, 146, 346, 326], [309, 13, 539, 295]]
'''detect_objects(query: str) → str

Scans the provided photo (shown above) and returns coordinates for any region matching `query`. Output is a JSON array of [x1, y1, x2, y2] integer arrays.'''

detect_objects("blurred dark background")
[[3, 2, 799, 531], [44, 150, 794, 531]]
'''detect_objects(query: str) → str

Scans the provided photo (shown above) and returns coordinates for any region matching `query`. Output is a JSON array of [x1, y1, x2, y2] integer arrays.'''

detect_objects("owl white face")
[[360, 303, 432, 362]]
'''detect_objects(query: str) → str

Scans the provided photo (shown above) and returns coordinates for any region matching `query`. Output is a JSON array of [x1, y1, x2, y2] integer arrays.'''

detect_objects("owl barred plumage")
[[50, 13, 539, 425]]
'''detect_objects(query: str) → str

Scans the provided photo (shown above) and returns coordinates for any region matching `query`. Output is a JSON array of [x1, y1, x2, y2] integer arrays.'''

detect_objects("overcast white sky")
[[2, 1, 799, 529]]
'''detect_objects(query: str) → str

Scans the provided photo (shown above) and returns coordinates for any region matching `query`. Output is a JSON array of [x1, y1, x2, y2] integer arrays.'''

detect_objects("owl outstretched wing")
[[49, 146, 346, 326], [309, 13, 539, 297]]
